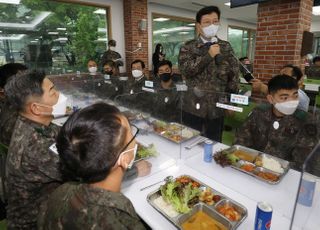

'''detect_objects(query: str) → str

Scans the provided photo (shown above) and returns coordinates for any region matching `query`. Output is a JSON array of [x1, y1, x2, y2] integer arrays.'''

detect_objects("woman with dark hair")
[[152, 43, 165, 75], [38, 103, 147, 230]]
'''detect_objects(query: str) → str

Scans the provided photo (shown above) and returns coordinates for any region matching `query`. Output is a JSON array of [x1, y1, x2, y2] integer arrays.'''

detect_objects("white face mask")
[[52, 93, 68, 118], [202, 24, 219, 38], [132, 70, 143, 78], [109, 46, 115, 51], [117, 143, 138, 169], [88, 66, 97, 74], [274, 100, 299, 115]]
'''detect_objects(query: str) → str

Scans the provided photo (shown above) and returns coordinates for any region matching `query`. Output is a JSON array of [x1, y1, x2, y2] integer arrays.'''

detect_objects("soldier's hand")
[[208, 44, 220, 58], [135, 160, 152, 177]]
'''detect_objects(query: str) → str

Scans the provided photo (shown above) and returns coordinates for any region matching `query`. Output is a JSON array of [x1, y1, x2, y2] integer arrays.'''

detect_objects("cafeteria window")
[[228, 26, 256, 59], [152, 13, 195, 67], [0, 0, 110, 74]]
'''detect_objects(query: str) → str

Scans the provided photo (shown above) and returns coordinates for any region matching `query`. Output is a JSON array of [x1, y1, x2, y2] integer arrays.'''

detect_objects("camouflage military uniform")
[[100, 50, 122, 68], [38, 182, 147, 230], [6, 115, 62, 230], [178, 37, 239, 141], [234, 104, 320, 172], [305, 65, 320, 80], [179, 37, 239, 119], [0, 100, 18, 146]]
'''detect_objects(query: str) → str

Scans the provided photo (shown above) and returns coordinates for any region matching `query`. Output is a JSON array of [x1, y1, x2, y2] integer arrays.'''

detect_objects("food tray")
[[147, 175, 247, 230], [222, 145, 290, 184], [151, 120, 200, 144]]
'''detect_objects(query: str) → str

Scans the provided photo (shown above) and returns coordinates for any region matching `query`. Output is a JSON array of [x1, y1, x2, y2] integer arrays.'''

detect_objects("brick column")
[[123, 0, 148, 75], [254, 0, 313, 82]]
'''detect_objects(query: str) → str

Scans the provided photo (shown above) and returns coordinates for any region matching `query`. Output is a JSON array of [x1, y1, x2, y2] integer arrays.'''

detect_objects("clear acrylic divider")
[[181, 88, 319, 222], [290, 107, 320, 230]]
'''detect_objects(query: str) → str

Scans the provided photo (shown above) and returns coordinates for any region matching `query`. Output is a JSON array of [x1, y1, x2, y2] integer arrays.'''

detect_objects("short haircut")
[[282, 64, 303, 82], [131, 59, 145, 69], [103, 60, 116, 68], [108, 39, 116, 47], [56, 102, 127, 183], [157, 60, 172, 72], [0, 63, 27, 88], [313, 56, 320, 64], [5, 70, 46, 112], [268, 74, 298, 94], [196, 6, 221, 23]]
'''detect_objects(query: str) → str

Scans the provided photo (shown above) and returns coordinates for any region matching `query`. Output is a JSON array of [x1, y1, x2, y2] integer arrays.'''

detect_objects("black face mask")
[[105, 70, 113, 75], [159, 73, 171, 82]]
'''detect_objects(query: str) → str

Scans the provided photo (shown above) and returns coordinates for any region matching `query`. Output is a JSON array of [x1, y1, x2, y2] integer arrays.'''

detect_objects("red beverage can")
[[254, 202, 272, 230]]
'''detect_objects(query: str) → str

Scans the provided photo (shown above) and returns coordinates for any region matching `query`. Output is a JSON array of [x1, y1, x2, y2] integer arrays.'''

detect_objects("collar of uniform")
[[18, 115, 55, 138], [82, 184, 138, 217], [135, 75, 145, 82], [199, 35, 219, 44]]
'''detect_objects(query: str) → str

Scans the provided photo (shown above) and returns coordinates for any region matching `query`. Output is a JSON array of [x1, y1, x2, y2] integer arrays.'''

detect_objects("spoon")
[[140, 176, 173, 191]]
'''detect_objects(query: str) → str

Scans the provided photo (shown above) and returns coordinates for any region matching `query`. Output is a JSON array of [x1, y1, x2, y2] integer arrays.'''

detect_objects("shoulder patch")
[[256, 103, 271, 111]]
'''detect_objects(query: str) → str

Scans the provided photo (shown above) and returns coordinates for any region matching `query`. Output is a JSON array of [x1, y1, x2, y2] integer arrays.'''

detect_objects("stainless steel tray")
[[146, 175, 247, 229], [222, 145, 290, 185], [151, 120, 200, 144]]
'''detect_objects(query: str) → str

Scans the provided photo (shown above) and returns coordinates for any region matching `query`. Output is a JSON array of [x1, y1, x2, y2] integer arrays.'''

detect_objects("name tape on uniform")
[[230, 93, 249, 105], [144, 81, 154, 88], [142, 87, 155, 93], [216, 102, 243, 112]]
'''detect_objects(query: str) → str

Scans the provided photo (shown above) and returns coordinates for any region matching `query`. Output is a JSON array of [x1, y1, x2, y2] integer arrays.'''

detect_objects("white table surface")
[[122, 163, 292, 230], [51, 88, 318, 229]]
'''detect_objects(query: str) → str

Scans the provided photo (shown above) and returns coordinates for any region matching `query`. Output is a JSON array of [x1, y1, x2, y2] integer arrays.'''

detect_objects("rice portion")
[[262, 156, 284, 174], [153, 196, 179, 218]]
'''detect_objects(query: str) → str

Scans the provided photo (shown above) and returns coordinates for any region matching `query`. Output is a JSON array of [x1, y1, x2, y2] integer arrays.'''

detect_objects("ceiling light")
[[224, 2, 231, 6], [48, 32, 59, 35], [153, 17, 169, 22], [0, 34, 25, 40], [94, 9, 106, 15], [0, 0, 20, 4], [313, 6, 320, 16], [188, 23, 195, 26], [54, 37, 68, 42], [161, 34, 169, 37], [153, 26, 194, 34], [179, 31, 189, 35], [57, 27, 66, 31]]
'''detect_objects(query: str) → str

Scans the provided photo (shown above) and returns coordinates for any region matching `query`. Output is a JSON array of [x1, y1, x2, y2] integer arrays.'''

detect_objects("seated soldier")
[[251, 64, 310, 112], [5, 70, 66, 229], [157, 60, 182, 90], [235, 75, 319, 171], [130, 59, 147, 93], [87, 59, 98, 75], [103, 60, 120, 77], [0, 63, 28, 146], [305, 56, 320, 79], [38, 103, 147, 230]]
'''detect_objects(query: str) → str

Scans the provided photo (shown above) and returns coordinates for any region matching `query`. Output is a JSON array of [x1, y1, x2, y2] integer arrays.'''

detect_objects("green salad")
[[160, 176, 201, 213], [137, 143, 157, 160]]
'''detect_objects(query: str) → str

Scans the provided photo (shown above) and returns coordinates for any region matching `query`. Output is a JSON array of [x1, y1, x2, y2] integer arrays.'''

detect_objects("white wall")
[[311, 20, 320, 32]]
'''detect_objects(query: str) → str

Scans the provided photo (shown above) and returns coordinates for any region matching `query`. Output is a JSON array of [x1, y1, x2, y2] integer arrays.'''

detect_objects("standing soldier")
[[100, 39, 123, 72], [179, 6, 239, 142]]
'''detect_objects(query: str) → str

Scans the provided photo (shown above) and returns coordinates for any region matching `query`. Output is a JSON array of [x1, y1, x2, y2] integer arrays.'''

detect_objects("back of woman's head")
[[56, 102, 127, 183], [155, 43, 162, 53]]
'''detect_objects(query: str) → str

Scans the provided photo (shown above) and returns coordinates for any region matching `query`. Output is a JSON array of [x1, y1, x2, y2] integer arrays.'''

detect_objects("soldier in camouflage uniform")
[[0, 63, 28, 146], [4, 70, 65, 229], [100, 39, 123, 71], [305, 56, 320, 80], [235, 75, 320, 173], [38, 103, 147, 230], [178, 6, 239, 142]]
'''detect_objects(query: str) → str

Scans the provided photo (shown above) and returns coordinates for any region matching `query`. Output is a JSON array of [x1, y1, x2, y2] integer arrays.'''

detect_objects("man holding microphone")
[[179, 6, 239, 142]]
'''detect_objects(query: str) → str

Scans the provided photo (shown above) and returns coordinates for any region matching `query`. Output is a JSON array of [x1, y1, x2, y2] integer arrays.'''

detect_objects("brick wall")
[[123, 0, 148, 76], [254, 0, 313, 83]]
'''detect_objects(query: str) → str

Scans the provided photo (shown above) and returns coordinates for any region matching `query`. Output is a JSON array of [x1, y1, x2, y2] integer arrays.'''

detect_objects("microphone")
[[230, 52, 255, 82], [204, 41, 223, 65]]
